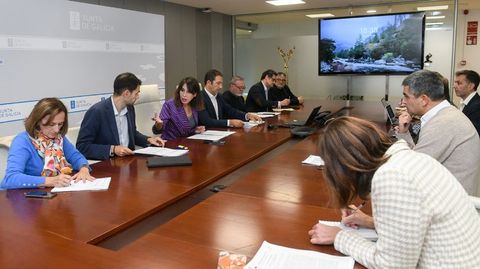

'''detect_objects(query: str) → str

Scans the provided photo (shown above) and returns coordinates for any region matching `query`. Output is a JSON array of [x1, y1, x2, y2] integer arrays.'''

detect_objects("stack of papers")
[[319, 220, 378, 241], [134, 147, 188, 157], [188, 130, 235, 141], [302, 155, 325, 166], [246, 241, 354, 269], [51, 177, 111, 193]]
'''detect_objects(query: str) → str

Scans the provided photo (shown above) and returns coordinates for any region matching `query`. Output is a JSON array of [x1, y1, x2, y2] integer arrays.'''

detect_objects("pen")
[[349, 201, 366, 214]]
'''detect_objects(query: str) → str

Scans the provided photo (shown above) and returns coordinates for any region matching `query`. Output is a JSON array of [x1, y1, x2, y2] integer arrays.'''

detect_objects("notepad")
[[51, 177, 111, 192], [302, 155, 324, 166], [319, 220, 378, 241], [134, 147, 188, 157], [245, 241, 354, 269]]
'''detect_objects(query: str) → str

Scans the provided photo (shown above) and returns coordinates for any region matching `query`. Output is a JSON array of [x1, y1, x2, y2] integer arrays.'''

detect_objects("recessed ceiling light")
[[417, 5, 449, 11], [426, 22, 444, 26], [366, 10, 377, 14], [266, 0, 305, 6], [431, 11, 442, 16], [426, 15, 445, 20], [306, 13, 335, 18]]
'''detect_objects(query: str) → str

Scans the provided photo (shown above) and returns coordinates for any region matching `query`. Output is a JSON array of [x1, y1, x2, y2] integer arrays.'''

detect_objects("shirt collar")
[[461, 91, 477, 106], [111, 97, 128, 116], [205, 88, 217, 99], [420, 99, 450, 127], [261, 81, 268, 91]]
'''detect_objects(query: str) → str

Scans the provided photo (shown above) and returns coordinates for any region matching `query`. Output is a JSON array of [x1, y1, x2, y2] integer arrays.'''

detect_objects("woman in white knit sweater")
[[308, 116, 480, 268]]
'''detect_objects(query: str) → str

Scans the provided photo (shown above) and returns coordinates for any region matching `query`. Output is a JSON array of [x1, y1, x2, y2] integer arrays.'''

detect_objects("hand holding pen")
[[341, 201, 375, 229]]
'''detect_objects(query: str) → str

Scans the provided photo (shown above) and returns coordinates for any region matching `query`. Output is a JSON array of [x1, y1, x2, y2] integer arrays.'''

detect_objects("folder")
[[146, 155, 192, 168]]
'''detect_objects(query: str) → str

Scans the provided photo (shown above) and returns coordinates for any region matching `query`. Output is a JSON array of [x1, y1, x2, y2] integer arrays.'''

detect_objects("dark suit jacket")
[[76, 97, 148, 160], [245, 82, 278, 112], [198, 90, 246, 128], [222, 90, 246, 112], [269, 85, 300, 106], [463, 92, 480, 135]]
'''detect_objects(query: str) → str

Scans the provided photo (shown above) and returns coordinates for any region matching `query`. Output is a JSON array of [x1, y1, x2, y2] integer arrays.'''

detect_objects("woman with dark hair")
[[2, 98, 94, 189], [308, 116, 480, 268], [152, 77, 205, 140]]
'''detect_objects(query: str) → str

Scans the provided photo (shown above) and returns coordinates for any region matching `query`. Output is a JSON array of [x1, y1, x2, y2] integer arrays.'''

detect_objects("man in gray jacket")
[[397, 70, 480, 195]]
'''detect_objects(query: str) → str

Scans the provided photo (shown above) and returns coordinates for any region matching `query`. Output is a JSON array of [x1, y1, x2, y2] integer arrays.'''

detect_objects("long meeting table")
[[0, 100, 387, 268]]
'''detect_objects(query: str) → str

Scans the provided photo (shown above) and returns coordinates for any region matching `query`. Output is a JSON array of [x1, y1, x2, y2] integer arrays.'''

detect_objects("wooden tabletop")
[[0, 100, 385, 268]]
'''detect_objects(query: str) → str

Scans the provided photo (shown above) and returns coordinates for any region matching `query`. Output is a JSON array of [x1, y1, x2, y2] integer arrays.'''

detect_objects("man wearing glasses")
[[269, 72, 304, 106], [223, 75, 247, 112]]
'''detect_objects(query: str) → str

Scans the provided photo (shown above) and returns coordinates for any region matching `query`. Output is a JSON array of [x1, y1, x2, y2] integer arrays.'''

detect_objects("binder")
[[146, 155, 192, 168]]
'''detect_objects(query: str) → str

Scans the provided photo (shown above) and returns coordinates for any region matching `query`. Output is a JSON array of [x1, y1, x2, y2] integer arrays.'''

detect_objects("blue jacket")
[[198, 90, 246, 128], [76, 97, 148, 160], [1, 131, 89, 189]]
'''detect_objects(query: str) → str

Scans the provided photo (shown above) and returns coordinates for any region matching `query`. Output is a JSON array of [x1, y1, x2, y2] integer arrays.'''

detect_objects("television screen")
[[318, 12, 425, 75]]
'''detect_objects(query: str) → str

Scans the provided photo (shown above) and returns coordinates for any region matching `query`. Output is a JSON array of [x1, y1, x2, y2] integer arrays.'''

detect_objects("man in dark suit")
[[223, 75, 247, 112], [245, 69, 290, 112], [454, 70, 480, 134], [199, 69, 261, 128], [77, 72, 165, 160], [269, 72, 304, 106]]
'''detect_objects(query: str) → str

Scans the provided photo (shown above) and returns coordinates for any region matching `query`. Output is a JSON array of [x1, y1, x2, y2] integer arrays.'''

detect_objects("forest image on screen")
[[319, 12, 425, 75]]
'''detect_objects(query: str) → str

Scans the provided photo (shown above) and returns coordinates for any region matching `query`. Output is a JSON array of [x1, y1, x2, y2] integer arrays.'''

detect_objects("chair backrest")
[[65, 126, 80, 146], [135, 84, 164, 136], [0, 135, 15, 183]]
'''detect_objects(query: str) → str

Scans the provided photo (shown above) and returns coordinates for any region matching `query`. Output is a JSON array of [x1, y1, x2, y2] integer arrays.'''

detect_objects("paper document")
[[255, 112, 280, 118], [319, 220, 378, 241], [188, 130, 235, 141], [245, 241, 354, 269], [51, 177, 111, 193], [272, 108, 295, 112], [134, 147, 188, 157], [244, 120, 265, 128], [302, 155, 325, 166]]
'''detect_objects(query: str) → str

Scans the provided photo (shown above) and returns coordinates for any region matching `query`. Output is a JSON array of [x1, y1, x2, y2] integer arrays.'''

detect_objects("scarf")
[[31, 132, 72, 177]]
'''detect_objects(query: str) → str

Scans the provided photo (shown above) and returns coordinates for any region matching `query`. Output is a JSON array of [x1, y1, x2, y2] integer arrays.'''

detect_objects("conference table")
[[0, 100, 387, 268]]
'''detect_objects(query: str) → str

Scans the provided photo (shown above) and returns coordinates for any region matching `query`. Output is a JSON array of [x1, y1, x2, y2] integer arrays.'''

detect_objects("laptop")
[[284, 106, 322, 127], [381, 98, 398, 125]]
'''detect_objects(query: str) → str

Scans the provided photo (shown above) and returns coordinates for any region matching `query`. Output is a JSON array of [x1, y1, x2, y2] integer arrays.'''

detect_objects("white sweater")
[[334, 140, 480, 269]]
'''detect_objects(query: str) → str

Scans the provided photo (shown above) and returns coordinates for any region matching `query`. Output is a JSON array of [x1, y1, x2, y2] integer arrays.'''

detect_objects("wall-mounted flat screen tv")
[[319, 12, 425, 75]]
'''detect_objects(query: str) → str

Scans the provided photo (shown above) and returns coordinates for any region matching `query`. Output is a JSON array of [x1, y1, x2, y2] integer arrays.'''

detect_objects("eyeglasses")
[[233, 84, 245, 90]]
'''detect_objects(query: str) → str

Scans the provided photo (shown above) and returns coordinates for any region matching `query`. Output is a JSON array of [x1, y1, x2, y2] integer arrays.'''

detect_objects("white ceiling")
[[163, 0, 479, 16]]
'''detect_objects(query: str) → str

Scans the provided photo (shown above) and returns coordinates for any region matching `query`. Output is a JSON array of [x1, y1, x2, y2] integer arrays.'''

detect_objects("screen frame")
[[318, 11, 426, 76]]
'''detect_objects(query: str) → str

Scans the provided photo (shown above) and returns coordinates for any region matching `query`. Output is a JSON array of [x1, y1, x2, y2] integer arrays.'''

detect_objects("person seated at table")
[[308, 116, 480, 268], [199, 69, 261, 128], [2, 98, 94, 189], [152, 77, 206, 140], [245, 69, 290, 112], [269, 72, 304, 106], [76, 72, 165, 160], [222, 75, 247, 112]]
